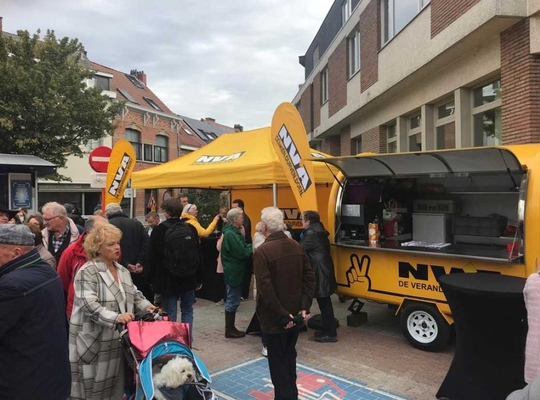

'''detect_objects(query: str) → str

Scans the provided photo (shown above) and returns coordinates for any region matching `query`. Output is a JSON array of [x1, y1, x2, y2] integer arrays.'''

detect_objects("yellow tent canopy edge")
[[131, 126, 336, 190]]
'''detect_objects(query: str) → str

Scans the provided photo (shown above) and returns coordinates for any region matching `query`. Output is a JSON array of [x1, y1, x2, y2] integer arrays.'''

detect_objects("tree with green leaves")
[[0, 29, 123, 179]]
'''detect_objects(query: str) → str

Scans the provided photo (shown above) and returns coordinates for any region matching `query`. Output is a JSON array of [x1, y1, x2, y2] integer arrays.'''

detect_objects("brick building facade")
[[294, 0, 540, 156]]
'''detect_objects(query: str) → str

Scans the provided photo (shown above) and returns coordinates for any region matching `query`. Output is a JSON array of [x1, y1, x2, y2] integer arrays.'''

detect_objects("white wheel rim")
[[407, 310, 438, 344]]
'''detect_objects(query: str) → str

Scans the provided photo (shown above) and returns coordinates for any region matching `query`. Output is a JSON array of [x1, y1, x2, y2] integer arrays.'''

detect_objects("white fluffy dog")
[[153, 356, 196, 400]]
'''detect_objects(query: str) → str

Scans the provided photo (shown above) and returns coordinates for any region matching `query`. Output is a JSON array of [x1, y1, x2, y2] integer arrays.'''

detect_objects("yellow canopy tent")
[[131, 126, 336, 189]]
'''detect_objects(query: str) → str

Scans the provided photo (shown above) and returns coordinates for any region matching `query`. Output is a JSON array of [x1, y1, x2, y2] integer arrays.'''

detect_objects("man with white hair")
[[105, 202, 151, 300], [254, 206, 315, 399], [41, 202, 80, 264]]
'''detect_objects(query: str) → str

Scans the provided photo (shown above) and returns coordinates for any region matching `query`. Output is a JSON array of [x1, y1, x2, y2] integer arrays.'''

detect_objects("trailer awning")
[[0, 154, 57, 176], [310, 147, 525, 178]]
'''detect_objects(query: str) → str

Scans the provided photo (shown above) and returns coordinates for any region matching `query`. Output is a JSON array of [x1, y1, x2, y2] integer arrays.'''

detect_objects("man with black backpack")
[[147, 198, 202, 342]]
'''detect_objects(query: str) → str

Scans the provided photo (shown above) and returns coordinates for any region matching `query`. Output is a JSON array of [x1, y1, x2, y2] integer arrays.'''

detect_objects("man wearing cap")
[[0, 204, 17, 225], [0, 224, 70, 400], [41, 202, 80, 264]]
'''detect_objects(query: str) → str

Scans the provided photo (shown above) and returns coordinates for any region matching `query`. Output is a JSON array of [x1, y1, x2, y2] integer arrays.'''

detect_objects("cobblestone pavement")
[[190, 295, 453, 400]]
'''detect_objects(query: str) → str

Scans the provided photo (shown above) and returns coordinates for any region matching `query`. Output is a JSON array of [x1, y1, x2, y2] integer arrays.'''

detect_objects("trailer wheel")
[[401, 303, 451, 352]]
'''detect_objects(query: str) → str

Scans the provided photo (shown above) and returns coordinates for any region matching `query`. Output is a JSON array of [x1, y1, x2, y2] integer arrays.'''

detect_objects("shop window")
[[435, 99, 456, 149], [348, 31, 360, 78], [321, 68, 329, 104], [387, 141, 398, 153], [125, 129, 142, 160], [382, 0, 429, 44], [472, 79, 501, 147]]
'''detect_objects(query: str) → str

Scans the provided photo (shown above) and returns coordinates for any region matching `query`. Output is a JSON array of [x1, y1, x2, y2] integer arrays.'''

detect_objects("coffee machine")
[[340, 203, 381, 241]]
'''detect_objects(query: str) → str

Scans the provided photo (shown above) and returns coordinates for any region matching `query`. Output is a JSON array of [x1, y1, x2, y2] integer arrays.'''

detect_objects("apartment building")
[[293, 0, 540, 156]]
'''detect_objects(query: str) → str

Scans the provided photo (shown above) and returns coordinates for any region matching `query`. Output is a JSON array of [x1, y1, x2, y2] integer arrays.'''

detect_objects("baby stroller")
[[118, 310, 215, 400]]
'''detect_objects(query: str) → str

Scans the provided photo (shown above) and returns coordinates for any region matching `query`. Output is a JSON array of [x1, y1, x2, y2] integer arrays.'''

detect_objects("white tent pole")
[[272, 183, 278, 207]]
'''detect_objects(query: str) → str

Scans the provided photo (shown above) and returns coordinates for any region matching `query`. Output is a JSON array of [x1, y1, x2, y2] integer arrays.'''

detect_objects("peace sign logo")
[[344, 254, 372, 288]]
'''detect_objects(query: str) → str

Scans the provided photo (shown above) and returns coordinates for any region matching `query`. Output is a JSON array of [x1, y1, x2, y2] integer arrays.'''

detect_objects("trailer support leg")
[[347, 298, 368, 327]]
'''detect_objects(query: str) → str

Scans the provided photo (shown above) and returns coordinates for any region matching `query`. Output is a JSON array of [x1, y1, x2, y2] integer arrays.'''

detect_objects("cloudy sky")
[[3, 0, 332, 130]]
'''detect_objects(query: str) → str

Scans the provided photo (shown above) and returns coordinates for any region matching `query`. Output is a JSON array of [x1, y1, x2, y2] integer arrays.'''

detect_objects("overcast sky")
[[3, 0, 332, 130]]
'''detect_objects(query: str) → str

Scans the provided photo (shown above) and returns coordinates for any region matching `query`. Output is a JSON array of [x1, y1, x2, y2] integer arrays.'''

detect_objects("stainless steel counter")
[[335, 238, 519, 264]]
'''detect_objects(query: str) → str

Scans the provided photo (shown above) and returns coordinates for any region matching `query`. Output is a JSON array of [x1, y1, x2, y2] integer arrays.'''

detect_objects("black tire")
[[400, 303, 451, 352], [338, 295, 347, 303]]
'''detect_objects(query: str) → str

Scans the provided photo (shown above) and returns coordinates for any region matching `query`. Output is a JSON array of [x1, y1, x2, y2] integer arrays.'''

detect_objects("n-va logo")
[[275, 125, 312, 195], [108, 153, 133, 197], [193, 151, 245, 164], [281, 208, 303, 228]]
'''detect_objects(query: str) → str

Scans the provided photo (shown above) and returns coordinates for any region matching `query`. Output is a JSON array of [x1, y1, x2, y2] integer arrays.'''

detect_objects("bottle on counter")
[[368, 217, 380, 243]]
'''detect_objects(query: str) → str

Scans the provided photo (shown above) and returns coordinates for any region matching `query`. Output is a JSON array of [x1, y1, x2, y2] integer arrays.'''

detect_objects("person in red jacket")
[[57, 215, 108, 318]]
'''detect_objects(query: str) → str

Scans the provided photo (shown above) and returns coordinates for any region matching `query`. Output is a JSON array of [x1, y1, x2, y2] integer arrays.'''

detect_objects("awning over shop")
[[310, 147, 526, 178], [131, 127, 337, 189], [0, 154, 57, 176]]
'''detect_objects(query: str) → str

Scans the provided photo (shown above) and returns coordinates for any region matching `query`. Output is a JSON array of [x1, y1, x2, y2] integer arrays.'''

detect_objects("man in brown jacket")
[[254, 206, 315, 400]]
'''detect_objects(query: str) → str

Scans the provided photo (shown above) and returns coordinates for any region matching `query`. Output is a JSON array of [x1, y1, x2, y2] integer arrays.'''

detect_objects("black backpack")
[[163, 220, 200, 278]]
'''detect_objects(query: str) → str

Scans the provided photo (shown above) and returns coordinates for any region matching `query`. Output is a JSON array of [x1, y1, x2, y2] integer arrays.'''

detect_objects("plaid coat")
[[68, 259, 152, 400]]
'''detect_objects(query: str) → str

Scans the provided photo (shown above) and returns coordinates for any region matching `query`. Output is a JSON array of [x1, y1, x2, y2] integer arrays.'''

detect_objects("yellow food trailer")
[[312, 145, 537, 351]]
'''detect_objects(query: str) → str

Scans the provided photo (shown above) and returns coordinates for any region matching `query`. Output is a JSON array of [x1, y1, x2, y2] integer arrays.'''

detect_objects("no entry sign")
[[89, 146, 112, 173]]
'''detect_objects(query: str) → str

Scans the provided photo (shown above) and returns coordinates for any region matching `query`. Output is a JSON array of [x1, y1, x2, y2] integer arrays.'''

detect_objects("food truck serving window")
[[313, 148, 524, 177], [311, 147, 526, 264]]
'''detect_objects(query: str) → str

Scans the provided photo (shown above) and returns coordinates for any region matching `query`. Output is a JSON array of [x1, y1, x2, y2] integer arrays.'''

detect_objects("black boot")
[[225, 311, 245, 338]]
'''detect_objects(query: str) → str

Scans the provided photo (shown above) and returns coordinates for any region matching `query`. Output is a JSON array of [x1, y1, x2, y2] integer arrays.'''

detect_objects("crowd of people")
[[0, 197, 339, 400]]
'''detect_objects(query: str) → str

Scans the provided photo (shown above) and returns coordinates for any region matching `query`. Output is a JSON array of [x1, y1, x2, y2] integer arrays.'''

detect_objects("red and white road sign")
[[89, 146, 112, 173]]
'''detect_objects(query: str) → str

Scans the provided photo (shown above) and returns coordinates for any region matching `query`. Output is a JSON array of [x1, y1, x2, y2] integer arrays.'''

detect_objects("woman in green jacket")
[[221, 207, 252, 338]]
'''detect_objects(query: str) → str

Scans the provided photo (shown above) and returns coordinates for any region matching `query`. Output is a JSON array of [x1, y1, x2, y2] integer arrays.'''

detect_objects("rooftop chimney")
[[203, 117, 216, 122], [234, 124, 243, 132], [130, 69, 147, 85]]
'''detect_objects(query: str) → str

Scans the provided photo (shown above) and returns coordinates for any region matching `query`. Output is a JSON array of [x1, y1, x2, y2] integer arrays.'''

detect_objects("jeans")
[[225, 285, 242, 313], [162, 290, 196, 342]]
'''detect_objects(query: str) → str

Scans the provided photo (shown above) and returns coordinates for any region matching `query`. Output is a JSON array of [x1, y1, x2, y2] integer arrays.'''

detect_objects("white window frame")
[[435, 98, 456, 150], [386, 122, 397, 153], [471, 79, 502, 147], [342, 0, 352, 25], [382, 0, 430, 45], [348, 31, 360, 78], [408, 112, 422, 151], [321, 68, 329, 105]]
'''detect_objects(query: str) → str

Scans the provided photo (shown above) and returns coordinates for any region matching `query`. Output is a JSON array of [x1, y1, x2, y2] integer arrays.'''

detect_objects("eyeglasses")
[[43, 215, 61, 223]]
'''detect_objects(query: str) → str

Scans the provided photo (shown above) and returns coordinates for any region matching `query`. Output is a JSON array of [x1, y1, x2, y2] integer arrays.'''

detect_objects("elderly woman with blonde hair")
[[68, 224, 154, 400]]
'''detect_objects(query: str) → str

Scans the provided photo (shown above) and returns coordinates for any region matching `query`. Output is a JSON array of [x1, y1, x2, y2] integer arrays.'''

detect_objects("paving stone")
[[190, 295, 452, 399]]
